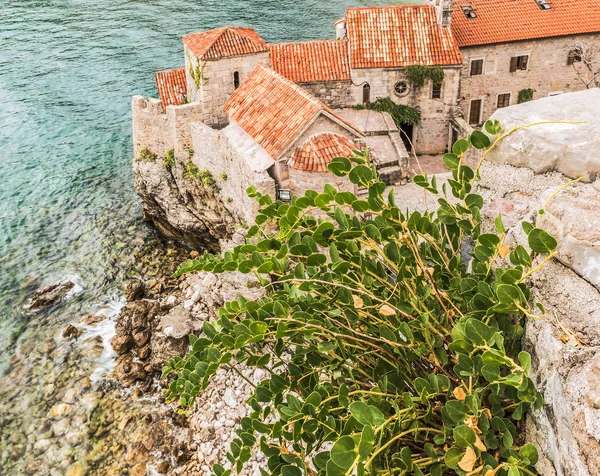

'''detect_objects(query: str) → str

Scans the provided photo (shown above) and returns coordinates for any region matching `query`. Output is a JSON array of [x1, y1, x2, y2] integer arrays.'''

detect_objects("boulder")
[[149, 306, 193, 370], [62, 324, 82, 340], [486, 89, 600, 181], [124, 279, 145, 302], [29, 281, 75, 311]]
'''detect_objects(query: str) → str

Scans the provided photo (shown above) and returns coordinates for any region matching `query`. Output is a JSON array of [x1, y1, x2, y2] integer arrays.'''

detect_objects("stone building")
[[139, 1, 600, 206], [446, 0, 600, 125]]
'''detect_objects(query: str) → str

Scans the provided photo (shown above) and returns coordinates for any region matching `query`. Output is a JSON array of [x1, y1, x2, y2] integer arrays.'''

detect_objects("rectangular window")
[[470, 59, 484, 76], [567, 50, 582, 66], [469, 99, 482, 125], [497, 93, 511, 108], [432, 83, 442, 99], [510, 55, 529, 72]]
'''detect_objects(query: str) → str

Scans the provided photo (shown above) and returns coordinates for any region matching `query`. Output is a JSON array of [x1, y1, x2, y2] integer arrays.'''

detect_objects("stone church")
[[136, 0, 600, 206]]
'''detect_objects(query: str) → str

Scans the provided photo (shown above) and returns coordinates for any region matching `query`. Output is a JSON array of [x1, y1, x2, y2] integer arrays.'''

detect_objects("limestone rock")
[[124, 279, 145, 302], [110, 335, 133, 355], [149, 306, 193, 370], [29, 281, 75, 311], [62, 324, 82, 340], [114, 358, 147, 386], [487, 89, 600, 181], [79, 314, 106, 326]]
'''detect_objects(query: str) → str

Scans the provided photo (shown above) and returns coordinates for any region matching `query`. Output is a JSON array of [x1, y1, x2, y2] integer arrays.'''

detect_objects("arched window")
[[234, 71, 240, 89], [363, 83, 371, 104]]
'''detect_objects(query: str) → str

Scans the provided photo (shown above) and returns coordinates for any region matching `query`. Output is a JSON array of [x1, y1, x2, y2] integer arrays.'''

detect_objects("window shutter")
[[510, 57, 518, 72], [469, 99, 482, 125], [567, 53, 574, 66], [521, 55, 529, 70]]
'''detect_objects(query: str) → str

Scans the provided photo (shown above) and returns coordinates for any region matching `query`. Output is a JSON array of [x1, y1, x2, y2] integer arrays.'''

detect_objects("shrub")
[[138, 147, 157, 162], [163, 149, 175, 169], [406, 65, 445, 87], [165, 121, 557, 476], [220, 173, 228, 182], [185, 163, 218, 191], [518, 89, 534, 104], [355, 97, 421, 127]]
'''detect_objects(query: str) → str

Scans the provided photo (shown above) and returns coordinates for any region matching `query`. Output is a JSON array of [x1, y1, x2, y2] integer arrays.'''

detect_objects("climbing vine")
[[186, 51, 209, 89], [163, 121, 563, 476], [406, 65, 445, 87], [517, 89, 534, 104], [355, 97, 421, 127]]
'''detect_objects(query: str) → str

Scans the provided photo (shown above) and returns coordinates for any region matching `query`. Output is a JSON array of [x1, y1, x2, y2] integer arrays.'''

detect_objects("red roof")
[[155, 67, 187, 110], [223, 65, 363, 160], [346, 5, 462, 69], [270, 40, 351, 83], [183, 26, 268, 60], [288, 133, 357, 172], [452, 0, 600, 47]]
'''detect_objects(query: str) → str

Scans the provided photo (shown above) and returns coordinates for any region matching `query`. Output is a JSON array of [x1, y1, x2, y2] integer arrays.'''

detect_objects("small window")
[[363, 83, 371, 104], [394, 81, 409, 96], [233, 71, 240, 89], [432, 83, 442, 99], [567, 50, 582, 66], [461, 5, 477, 18], [470, 59, 484, 76], [469, 99, 482, 125], [535, 0, 551, 10], [510, 55, 529, 72], [497, 93, 511, 108]]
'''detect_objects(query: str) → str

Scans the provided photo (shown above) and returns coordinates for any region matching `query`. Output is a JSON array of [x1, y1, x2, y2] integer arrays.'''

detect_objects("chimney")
[[335, 18, 347, 40], [429, 0, 454, 28]]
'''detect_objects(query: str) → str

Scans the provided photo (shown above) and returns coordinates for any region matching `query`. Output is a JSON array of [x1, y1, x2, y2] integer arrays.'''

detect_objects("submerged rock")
[[62, 324, 83, 340], [29, 281, 75, 311]]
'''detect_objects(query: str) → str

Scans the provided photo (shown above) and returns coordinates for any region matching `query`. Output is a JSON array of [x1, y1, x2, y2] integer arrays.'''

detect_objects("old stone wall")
[[459, 33, 600, 124], [184, 48, 270, 127], [299, 81, 354, 108], [190, 122, 276, 225], [349, 66, 461, 155]]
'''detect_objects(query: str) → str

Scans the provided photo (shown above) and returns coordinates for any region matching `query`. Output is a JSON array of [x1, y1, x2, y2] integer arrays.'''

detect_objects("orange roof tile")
[[155, 67, 187, 110], [183, 26, 268, 60], [270, 40, 351, 83], [346, 5, 462, 69], [452, 0, 600, 47], [288, 133, 357, 172], [223, 65, 363, 160]]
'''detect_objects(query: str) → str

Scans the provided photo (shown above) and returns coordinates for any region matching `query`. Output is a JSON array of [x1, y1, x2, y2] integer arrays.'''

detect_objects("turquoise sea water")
[[0, 0, 419, 373]]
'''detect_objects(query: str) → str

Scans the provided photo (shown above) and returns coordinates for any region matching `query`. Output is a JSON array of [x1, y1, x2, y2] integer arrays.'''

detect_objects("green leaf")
[[518, 351, 532, 373], [328, 157, 352, 176], [348, 165, 373, 185], [349, 401, 385, 427], [445, 400, 468, 424], [444, 447, 464, 470], [281, 466, 302, 476], [330, 436, 357, 470], [528, 228, 558, 253], [442, 153, 460, 171], [522, 221, 534, 235], [519, 443, 539, 465], [507, 467, 521, 476], [470, 130, 491, 149], [464, 318, 493, 345], [453, 425, 476, 448], [510, 245, 532, 268], [452, 138, 469, 156]]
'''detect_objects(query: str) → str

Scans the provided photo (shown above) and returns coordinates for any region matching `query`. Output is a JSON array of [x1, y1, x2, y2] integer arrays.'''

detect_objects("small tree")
[[163, 122, 558, 475], [568, 43, 600, 89]]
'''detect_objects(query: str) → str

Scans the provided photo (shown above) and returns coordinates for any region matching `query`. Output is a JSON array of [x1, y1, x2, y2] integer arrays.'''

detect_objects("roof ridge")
[[270, 39, 347, 46], [346, 4, 432, 12]]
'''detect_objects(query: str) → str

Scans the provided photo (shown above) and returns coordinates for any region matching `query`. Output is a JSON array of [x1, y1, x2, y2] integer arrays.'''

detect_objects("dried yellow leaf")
[[453, 387, 467, 400], [458, 447, 477, 472], [474, 433, 487, 452], [353, 295, 364, 309], [379, 304, 396, 316], [499, 244, 510, 259]]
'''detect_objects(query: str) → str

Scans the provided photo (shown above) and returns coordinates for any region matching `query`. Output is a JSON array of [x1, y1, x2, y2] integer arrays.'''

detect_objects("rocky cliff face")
[[133, 151, 239, 251], [476, 90, 600, 476]]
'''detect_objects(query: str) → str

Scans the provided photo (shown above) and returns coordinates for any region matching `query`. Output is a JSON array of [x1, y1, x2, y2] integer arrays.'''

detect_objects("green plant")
[[186, 51, 209, 89], [518, 89, 534, 104], [188, 149, 195, 159], [185, 163, 218, 191], [406, 65, 445, 87], [220, 173, 228, 181], [165, 121, 560, 476], [163, 149, 175, 169], [138, 147, 157, 162], [355, 97, 421, 127]]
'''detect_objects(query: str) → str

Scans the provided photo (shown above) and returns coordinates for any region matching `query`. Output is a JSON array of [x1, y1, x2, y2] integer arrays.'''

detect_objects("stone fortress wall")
[[459, 33, 600, 124]]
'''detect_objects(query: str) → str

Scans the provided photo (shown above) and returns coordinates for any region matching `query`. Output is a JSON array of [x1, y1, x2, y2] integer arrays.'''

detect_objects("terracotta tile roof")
[[452, 0, 600, 47], [269, 40, 351, 83], [223, 65, 363, 160], [183, 26, 268, 60], [346, 5, 462, 69], [155, 67, 187, 110], [288, 133, 357, 172]]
